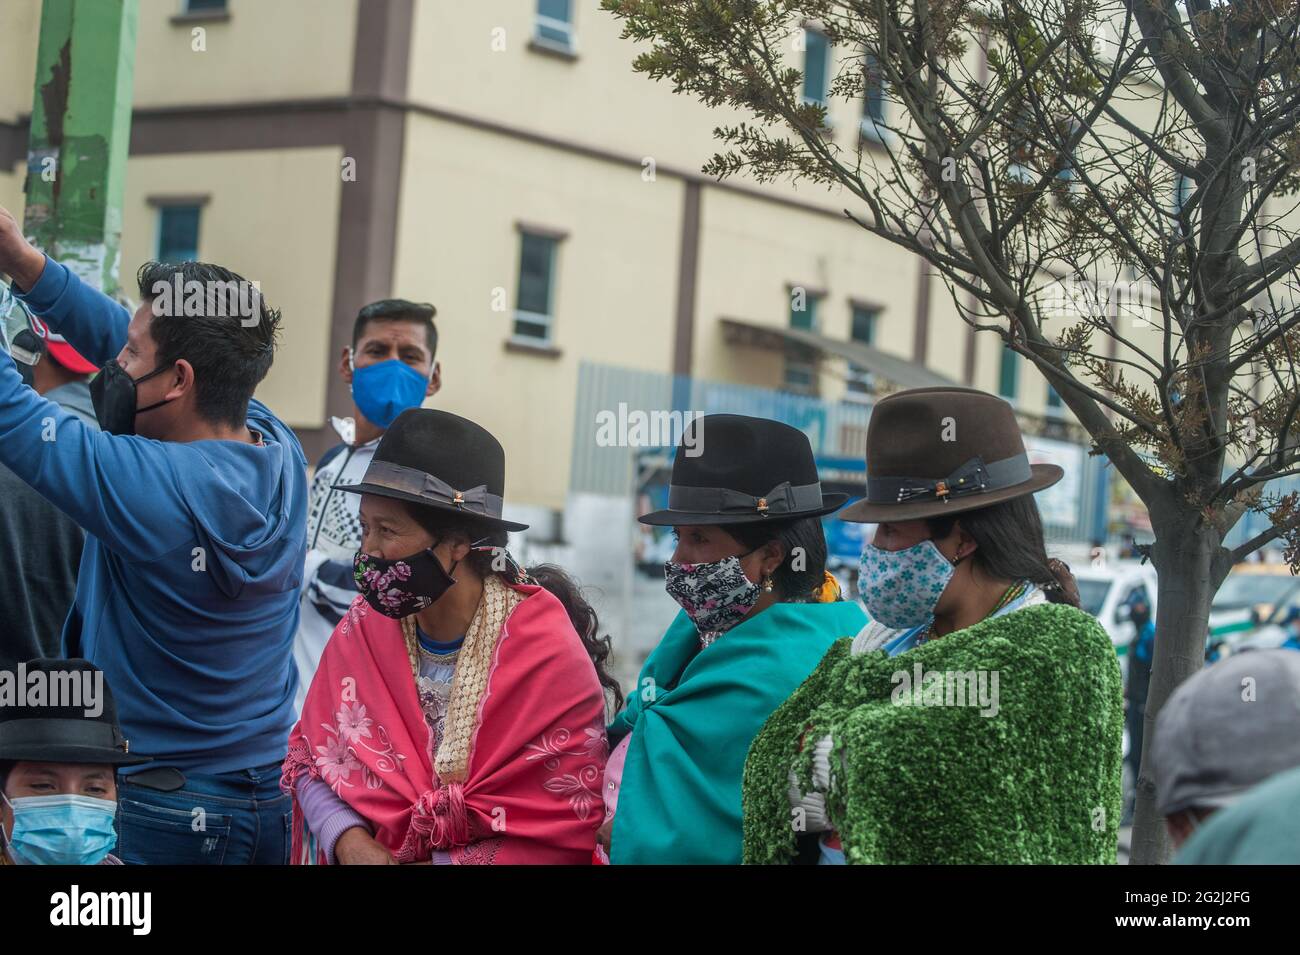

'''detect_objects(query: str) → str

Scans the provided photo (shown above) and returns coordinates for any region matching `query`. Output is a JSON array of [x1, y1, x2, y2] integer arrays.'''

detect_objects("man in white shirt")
[[294, 299, 441, 712]]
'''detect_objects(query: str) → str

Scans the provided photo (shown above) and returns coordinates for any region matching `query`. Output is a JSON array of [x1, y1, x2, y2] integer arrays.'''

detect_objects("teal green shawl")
[[609, 599, 865, 864], [743, 602, 1124, 864]]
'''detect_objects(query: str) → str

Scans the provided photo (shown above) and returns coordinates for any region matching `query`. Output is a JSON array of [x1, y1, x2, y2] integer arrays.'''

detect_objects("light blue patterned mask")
[[1, 791, 117, 866], [857, 539, 955, 631]]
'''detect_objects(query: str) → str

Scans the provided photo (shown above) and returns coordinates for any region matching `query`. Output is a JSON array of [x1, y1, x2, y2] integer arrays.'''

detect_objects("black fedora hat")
[[0, 658, 150, 767], [639, 414, 848, 526], [839, 386, 1063, 523], [337, 408, 529, 533]]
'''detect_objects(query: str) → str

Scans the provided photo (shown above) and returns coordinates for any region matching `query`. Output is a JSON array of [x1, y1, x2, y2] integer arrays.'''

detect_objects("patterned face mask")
[[353, 548, 458, 619], [857, 539, 955, 631], [664, 552, 761, 640]]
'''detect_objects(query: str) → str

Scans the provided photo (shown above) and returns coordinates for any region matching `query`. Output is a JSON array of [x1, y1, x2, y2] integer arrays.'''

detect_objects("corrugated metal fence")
[[571, 361, 1109, 544]]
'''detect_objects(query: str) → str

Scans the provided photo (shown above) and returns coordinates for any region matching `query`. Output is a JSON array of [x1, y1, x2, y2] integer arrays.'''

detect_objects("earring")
[[761, 576, 774, 593]]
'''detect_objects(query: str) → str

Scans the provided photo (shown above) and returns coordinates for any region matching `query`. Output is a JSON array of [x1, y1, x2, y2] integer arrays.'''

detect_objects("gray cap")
[[1152, 650, 1300, 816]]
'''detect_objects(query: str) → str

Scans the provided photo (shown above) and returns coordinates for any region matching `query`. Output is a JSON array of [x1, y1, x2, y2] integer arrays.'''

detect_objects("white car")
[[1071, 561, 1159, 658]]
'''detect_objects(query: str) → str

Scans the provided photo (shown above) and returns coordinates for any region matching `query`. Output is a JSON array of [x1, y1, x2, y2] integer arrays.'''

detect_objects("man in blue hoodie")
[[0, 204, 306, 864]]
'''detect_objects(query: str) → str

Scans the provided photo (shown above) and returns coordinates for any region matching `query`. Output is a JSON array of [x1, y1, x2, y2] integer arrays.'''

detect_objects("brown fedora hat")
[[839, 387, 1063, 523]]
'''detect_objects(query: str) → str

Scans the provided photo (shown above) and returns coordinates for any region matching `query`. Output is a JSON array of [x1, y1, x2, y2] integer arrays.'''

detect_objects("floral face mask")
[[857, 539, 955, 631], [664, 551, 761, 641], [353, 547, 458, 618]]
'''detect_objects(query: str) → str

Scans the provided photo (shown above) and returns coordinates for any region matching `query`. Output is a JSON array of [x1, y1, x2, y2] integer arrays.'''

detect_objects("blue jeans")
[[114, 762, 291, 865]]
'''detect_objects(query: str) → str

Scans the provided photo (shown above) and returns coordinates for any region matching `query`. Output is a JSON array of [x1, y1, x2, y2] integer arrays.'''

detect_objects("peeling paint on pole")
[[24, 0, 138, 296]]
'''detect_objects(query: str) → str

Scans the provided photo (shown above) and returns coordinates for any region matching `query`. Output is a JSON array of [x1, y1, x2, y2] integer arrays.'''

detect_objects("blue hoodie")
[[0, 258, 307, 775]]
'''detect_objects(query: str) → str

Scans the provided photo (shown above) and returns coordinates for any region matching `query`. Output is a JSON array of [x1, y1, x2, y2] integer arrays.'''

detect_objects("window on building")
[[535, 0, 574, 52], [846, 303, 878, 397], [514, 231, 558, 344], [1171, 173, 1194, 237], [785, 290, 821, 391], [802, 29, 830, 107], [1046, 381, 1063, 413], [183, 0, 228, 13], [1054, 118, 1080, 188], [1007, 109, 1035, 184], [998, 345, 1018, 401], [861, 52, 887, 141], [156, 204, 201, 263]]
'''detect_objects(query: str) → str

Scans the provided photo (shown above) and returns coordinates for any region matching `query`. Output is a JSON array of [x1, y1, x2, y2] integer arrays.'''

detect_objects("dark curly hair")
[[137, 260, 281, 429]]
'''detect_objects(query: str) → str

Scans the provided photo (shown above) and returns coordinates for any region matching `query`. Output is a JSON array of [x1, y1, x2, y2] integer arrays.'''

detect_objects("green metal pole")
[[23, 0, 138, 296]]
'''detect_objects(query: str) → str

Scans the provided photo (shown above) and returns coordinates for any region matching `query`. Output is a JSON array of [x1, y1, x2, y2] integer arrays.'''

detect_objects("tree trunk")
[[1129, 515, 1222, 864]]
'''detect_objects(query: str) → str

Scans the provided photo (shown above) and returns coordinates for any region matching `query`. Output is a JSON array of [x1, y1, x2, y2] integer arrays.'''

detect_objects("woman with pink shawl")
[[281, 410, 619, 864]]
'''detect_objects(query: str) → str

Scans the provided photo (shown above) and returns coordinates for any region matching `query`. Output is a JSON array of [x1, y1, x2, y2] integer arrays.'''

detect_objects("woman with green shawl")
[[599, 414, 865, 864], [743, 387, 1124, 864]]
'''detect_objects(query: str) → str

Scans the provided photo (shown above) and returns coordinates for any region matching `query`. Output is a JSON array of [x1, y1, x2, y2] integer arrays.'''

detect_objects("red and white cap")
[[29, 316, 98, 375]]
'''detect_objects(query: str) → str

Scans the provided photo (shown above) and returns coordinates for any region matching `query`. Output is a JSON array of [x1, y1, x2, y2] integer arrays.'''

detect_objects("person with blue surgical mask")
[[292, 300, 441, 713], [0, 658, 149, 866]]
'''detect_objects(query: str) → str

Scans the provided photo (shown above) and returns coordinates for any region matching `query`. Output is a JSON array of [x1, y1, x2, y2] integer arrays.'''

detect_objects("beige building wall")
[[132, 0, 357, 107], [694, 185, 923, 399], [120, 147, 344, 429], [0, 1, 39, 224], [393, 114, 683, 511], [0, 172, 25, 224], [0, 1, 40, 123], [406, 0, 894, 221]]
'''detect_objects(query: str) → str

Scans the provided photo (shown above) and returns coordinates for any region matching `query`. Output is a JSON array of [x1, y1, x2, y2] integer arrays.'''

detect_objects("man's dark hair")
[[137, 261, 281, 429], [352, 299, 438, 359]]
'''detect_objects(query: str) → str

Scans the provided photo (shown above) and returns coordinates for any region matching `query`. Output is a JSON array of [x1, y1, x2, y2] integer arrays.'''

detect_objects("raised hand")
[[0, 205, 46, 290]]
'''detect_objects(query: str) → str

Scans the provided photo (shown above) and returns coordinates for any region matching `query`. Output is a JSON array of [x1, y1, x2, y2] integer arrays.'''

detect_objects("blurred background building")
[[9, 0, 1282, 678]]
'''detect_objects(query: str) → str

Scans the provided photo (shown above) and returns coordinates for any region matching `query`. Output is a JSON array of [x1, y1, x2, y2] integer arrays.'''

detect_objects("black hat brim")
[[0, 742, 152, 767], [335, 482, 530, 533], [638, 491, 850, 527], [837, 464, 1064, 523]]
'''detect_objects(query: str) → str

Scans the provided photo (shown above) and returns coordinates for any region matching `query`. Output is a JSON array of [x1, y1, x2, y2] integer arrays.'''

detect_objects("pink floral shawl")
[[282, 584, 608, 864]]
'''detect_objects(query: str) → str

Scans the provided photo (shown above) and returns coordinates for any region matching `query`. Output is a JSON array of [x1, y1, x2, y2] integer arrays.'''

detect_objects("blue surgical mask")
[[1, 791, 118, 866], [349, 352, 431, 429], [857, 540, 956, 631]]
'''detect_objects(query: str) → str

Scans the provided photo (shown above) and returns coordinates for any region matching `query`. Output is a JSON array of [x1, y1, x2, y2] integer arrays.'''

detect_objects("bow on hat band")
[[667, 480, 824, 517], [866, 454, 1031, 504], [362, 461, 505, 519]]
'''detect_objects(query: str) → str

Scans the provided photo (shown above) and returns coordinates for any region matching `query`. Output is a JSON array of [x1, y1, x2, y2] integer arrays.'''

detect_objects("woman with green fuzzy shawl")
[[743, 388, 1125, 865], [599, 415, 866, 865]]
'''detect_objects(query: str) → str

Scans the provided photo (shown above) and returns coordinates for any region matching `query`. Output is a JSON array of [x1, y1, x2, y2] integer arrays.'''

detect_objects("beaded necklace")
[[915, 580, 1026, 647]]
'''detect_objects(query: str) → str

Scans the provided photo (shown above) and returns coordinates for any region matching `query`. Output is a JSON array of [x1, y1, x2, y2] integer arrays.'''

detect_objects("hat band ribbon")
[[668, 480, 824, 517], [0, 717, 128, 755], [868, 453, 1031, 504], [362, 461, 504, 519]]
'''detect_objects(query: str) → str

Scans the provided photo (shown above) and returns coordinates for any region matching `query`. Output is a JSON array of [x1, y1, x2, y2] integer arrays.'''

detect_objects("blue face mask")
[[350, 352, 431, 429], [2, 791, 118, 865]]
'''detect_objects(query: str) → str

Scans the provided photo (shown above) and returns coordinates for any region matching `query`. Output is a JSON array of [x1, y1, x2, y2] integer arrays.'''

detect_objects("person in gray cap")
[[1174, 763, 1300, 864], [1151, 648, 1300, 850]]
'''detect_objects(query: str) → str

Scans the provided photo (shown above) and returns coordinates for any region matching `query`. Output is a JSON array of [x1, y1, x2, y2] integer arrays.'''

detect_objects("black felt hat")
[[336, 408, 529, 533], [0, 658, 150, 767], [638, 414, 848, 526]]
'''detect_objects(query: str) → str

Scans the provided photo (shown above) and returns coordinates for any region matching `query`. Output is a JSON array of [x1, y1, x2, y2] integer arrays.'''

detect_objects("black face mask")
[[10, 328, 44, 389], [353, 547, 459, 619], [89, 361, 175, 436]]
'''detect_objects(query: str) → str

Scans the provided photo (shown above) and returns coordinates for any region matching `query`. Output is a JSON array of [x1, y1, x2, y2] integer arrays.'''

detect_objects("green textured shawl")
[[608, 599, 866, 864], [742, 602, 1124, 864]]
